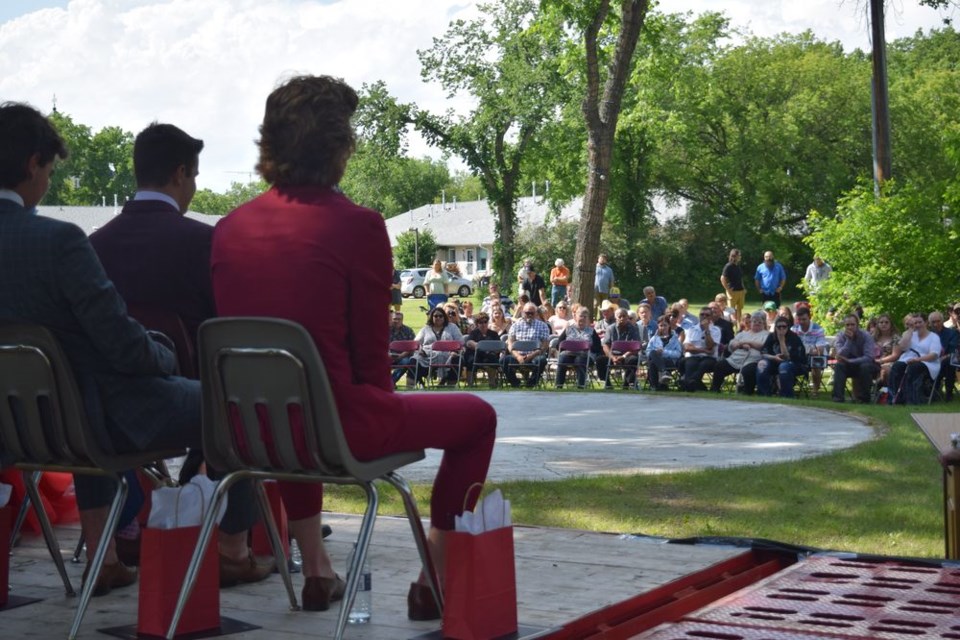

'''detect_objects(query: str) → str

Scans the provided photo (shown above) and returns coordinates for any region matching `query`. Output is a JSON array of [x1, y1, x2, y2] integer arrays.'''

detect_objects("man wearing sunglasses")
[[502, 302, 551, 387]]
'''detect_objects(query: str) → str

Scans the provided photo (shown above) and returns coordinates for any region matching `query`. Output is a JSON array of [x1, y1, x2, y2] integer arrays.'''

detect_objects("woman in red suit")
[[211, 75, 497, 619]]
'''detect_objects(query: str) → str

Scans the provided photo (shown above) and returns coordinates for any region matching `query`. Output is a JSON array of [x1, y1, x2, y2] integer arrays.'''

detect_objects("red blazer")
[[211, 186, 399, 452]]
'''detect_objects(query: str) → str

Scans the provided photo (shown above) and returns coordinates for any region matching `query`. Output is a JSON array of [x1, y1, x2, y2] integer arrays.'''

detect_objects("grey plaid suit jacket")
[[0, 198, 200, 454]]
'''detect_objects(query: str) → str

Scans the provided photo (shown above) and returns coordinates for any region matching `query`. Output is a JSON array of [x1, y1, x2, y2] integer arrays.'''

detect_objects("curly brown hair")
[[255, 75, 358, 187]]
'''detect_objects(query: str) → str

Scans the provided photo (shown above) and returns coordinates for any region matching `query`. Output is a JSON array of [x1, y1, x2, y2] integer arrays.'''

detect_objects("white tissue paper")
[[0, 482, 11, 508], [147, 475, 227, 530], [454, 489, 511, 534]]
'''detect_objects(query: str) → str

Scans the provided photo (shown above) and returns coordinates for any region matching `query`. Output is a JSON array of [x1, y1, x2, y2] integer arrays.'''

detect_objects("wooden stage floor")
[[5, 513, 743, 639]]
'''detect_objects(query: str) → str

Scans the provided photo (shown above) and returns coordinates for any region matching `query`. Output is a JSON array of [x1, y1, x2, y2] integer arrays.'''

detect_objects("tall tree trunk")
[[495, 200, 517, 291], [571, 0, 649, 314]]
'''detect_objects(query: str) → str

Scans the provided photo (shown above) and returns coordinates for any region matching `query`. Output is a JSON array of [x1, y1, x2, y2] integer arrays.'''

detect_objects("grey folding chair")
[[468, 339, 506, 387], [0, 323, 183, 640], [166, 317, 441, 640]]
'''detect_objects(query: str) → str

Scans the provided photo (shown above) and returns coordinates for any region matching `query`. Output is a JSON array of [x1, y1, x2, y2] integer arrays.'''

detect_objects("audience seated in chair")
[[463, 313, 501, 385], [596, 308, 641, 389], [831, 314, 879, 404], [502, 302, 551, 388], [712, 311, 768, 394], [554, 307, 597, 389], [889, 313, 942, 405], [757, 317, 808, 398], [646, 315, 683, 391], [414, 308, 464, 386], [680, 306, 721, 392], [790, 305, 828, 394], [929, 310, 957, 401]]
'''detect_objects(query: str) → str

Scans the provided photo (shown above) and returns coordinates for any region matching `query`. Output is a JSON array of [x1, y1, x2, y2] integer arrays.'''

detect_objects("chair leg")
[[253, 480, 298, 611], [22, 471, 75, 597], [72, 529, 85, 563], [69, 474, 128, 640], [335, 482, 379, 640], [10, 471, 35, 548], [166, 474, 235, 640], [383, 471, 443, 614]]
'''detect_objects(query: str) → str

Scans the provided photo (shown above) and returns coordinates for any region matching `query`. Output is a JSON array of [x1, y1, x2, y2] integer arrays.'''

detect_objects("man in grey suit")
[[0, 103, 262, 595]]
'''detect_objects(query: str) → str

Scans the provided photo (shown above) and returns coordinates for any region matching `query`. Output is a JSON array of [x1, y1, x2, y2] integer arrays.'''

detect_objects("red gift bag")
[[137, 526, 219, 637], [0, 504, 10, 607], [250, 480, 289, 558], [442, 525, 517, 640]]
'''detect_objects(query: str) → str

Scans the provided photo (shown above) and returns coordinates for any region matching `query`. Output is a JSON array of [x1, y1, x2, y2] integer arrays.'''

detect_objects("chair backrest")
[[430, 340, 463, 354], [0, 324, 94, 468], [475, 340, 506, 355], [198, 317, 419, 482], [127, 304, 197, 379], [559, 340, 590, 353], [389, 340, 420, 354], [611, 340, 641, 355], [510, 339, 540, 353]]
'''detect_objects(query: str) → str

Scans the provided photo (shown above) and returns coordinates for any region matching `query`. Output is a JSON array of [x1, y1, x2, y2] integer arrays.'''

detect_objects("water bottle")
[[347, 543, 371, 624]]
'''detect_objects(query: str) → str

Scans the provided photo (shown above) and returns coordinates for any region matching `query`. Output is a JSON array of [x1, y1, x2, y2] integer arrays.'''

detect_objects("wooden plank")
[[911, 412, 960, 454]]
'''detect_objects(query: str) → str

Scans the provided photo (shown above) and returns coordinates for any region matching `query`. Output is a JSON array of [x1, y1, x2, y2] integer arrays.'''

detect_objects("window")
[[447, 248, 456, 263]]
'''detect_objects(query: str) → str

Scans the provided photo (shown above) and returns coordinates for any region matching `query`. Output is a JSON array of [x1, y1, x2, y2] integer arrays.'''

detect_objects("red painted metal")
[[636, 620, 857, 639], [542, 550, 795, 640], [687, 556, 960, 639]]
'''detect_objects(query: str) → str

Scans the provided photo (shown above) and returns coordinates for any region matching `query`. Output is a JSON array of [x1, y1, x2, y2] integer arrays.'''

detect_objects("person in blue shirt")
[[594, 253, 615, 314], [754, 250, 787, 307]]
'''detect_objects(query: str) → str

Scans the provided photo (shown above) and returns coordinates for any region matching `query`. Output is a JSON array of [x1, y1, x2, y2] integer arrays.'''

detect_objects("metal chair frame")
[[388, 339, 421, 386], [166, 318, 441, 640], [504, 339, 546, 388], [424, 340, 464, 387], [551, 340, 594, 389], [0, 324, 182, 640], [603, 340, 642, 389], [468, 339, 506, 387]]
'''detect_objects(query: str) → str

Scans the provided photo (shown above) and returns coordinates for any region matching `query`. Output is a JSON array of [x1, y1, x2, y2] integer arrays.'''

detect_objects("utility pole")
[[870, 0, 892, 192]]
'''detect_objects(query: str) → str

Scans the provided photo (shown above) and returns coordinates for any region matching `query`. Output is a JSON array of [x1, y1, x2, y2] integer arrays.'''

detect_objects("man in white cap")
[[550, 258, 570, 306]]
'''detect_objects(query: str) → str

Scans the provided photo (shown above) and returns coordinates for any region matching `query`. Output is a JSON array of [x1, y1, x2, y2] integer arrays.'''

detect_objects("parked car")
[[400, 268, 473, 298]]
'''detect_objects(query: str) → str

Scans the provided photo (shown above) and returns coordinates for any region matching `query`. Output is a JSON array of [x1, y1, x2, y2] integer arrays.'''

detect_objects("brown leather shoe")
[[301, 574, 346, 611], [219, 552, 274, 588], [82, 561, 138, 597], [407, 581, 441, 621], [114, 534, 141, 567]]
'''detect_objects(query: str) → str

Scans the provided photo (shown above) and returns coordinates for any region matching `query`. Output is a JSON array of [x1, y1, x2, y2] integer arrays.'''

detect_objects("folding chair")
[[504, 339, 546, 387], [0, 324, 183, 640], [424, 340, 463, 387], [388, 339, 420, 386], [604, 340, 642, 389], [166, 318, 440, 640], [553, 340, 593, 389], [468, 340, 506, 387]]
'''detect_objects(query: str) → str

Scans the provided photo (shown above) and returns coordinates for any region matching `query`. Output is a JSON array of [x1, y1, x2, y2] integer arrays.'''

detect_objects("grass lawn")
[[324, 396, 956, 559]]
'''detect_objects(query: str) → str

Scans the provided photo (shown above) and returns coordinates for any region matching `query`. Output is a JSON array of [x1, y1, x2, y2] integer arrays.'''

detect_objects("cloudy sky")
[[1, 0, 953, 193]]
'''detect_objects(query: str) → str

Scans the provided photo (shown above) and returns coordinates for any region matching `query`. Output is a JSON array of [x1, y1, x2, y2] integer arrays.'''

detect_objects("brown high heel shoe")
[[407, 581, 441, 621], [302, 574, 346, 611]]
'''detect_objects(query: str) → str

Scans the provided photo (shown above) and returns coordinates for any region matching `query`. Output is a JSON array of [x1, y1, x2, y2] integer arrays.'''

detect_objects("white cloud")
[[0, 0, 952, 192]]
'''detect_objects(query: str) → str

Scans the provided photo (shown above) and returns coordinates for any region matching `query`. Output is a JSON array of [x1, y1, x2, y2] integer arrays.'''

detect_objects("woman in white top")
[[423, 259, 451, 308], [414, 306, 464, 385], [711, 311, 769, 394], [548, 301, 572, 335], [889, 313, 941, 404]]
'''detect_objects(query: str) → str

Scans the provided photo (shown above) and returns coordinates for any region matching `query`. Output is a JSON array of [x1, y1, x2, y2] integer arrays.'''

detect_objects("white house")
[[36, 204, 220, 233], [384, 196, 583, 278]]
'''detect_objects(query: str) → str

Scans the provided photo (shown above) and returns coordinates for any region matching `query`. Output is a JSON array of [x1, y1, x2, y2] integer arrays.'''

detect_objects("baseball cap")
[[600, 300, 615, 311], [763, 301, 777, 311]]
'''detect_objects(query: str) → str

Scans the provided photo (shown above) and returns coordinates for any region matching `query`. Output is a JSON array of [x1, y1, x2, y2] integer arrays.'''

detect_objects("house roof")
[[36, 205, 219, 234], [384, 196, 583, 247]]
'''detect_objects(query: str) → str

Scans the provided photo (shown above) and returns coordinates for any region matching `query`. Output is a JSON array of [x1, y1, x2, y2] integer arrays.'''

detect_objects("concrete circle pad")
[[401, 392, 876, 483]]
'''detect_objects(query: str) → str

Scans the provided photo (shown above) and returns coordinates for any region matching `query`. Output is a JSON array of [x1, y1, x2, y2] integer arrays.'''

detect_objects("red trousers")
[[278, 392, 496, 531]]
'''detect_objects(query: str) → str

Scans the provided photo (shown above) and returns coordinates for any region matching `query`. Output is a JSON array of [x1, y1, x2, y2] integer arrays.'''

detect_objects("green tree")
[[394, 228, 438, 269], [78, 126, 135, 205], [805, 179, 959, 327], [191, 180, 268, 215], [341, 150, 450, 217], [411, 0, 570, 288], [46, 110, 92, 205], [547, 0, 650, 314]]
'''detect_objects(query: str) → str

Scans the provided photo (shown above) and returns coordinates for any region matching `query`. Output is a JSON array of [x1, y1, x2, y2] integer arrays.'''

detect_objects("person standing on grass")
[[754, 250, 786, 307], [550, 258, 570, 306], [594, 253, 615, 315], [720, 248, 745, 324]]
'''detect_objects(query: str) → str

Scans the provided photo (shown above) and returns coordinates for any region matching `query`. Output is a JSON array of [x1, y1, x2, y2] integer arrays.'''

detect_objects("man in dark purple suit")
[[89, 123, 270, 588], [90, 123, 215, 345]]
